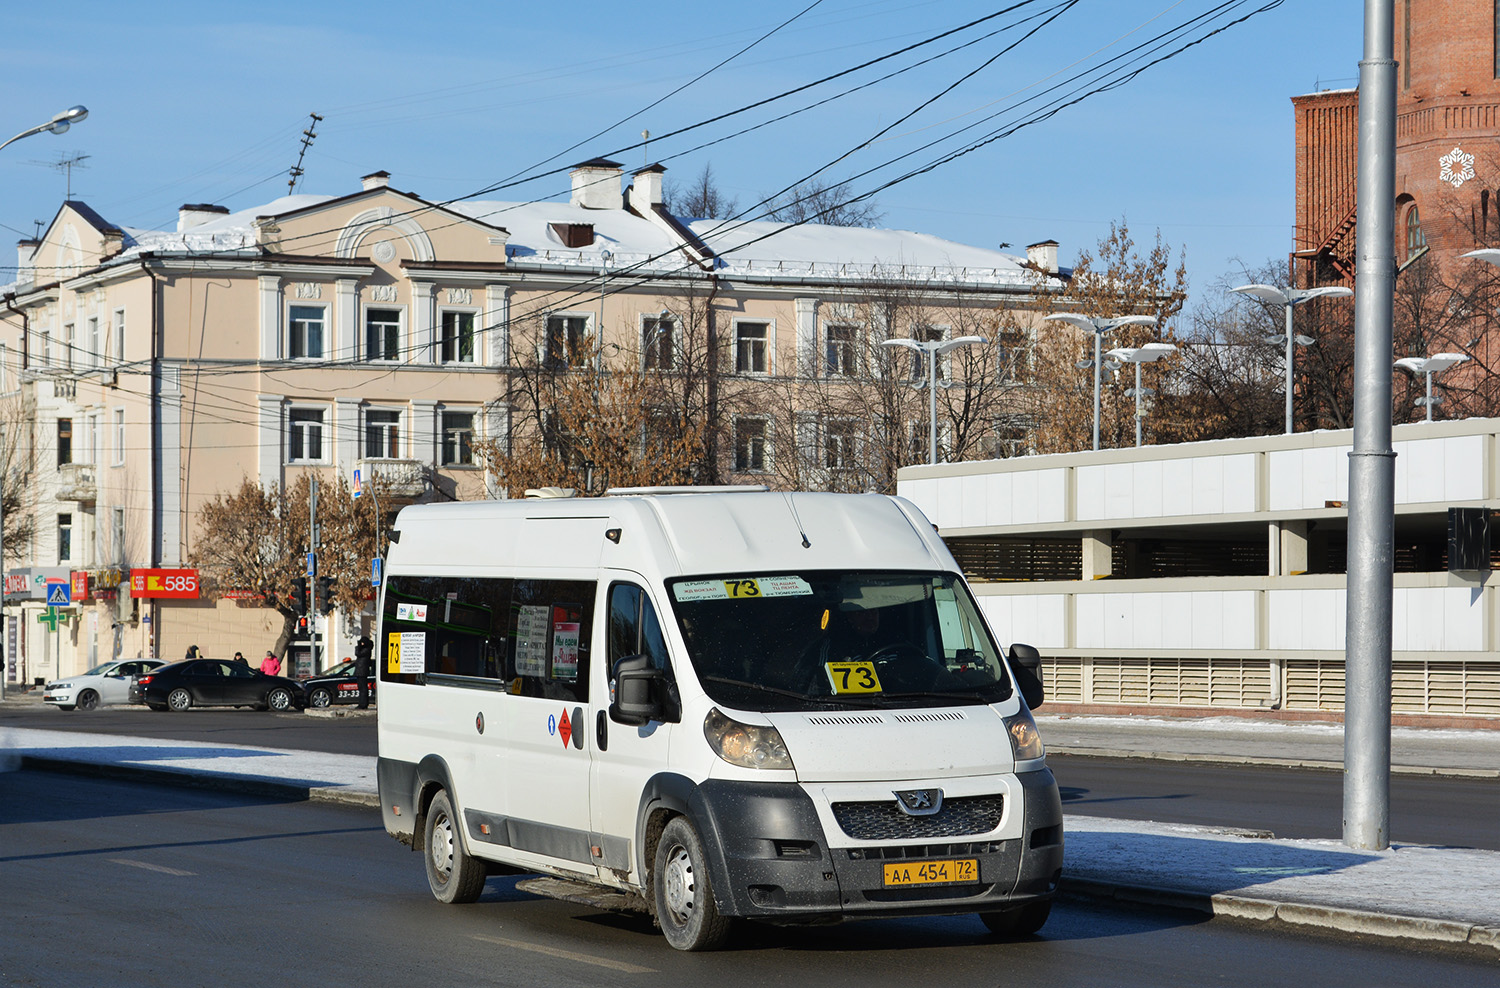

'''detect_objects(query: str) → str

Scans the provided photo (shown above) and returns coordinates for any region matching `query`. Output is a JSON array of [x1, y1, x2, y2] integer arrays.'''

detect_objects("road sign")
[[37, 609, 69, 631], [45, 581, 70, 607], [306, 552, 316, 578], [371, 557, 382, 587], [353, 468, 362, 498]]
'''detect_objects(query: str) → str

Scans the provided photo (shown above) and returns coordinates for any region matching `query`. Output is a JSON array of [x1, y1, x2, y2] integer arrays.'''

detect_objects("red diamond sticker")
[[558, 708, 572, 749]]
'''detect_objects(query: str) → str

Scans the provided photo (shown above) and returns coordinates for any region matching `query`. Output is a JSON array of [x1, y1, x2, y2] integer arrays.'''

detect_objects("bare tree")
[[765, 176, 883, 228], [663, 163, 738, 220], [0, 394, 36, 563]]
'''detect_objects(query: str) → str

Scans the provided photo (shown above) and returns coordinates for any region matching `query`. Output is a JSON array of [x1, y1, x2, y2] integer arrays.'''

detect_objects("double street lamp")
[[1044, 313, 1157, 451], [880, 335, 987, 465], [1105, 342, 1178, 447], [0, 105, 89, 154], [1394, 353, 1470, 421], [1230, 283, 1353, 434]]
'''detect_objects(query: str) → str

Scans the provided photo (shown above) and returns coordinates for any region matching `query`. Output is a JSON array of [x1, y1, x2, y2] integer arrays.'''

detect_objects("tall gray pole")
[[1284, 303, 1295, 434], [927, 346, 939, 465], [1423, 371, 1433, 422], [1092, 330, 1103, 452], [1344, 0, 1396, 851], [1133, 363, 1144, 448]]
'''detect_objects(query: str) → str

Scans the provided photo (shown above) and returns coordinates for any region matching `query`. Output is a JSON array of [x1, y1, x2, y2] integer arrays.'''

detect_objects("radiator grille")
[[831, 795, 1003, 841]]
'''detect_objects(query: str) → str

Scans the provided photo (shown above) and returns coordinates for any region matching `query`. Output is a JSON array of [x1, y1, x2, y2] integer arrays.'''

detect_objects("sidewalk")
[[2, 719, 1497, 956]]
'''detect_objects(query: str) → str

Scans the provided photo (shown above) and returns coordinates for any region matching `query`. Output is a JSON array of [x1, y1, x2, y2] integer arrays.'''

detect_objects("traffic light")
[[315, 575, 336, 615], [291, 577, 309, 615], [296, 615, 309, 635]]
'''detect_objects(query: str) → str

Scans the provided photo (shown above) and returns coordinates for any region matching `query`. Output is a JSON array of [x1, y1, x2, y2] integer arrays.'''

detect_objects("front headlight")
[[50, 682, 71, 691], [1004, 706, 1045, 762], [704, 707, 795, 771]]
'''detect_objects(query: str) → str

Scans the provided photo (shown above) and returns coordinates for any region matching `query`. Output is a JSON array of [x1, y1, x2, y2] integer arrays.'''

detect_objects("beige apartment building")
[[1, 159, 1069, 684]]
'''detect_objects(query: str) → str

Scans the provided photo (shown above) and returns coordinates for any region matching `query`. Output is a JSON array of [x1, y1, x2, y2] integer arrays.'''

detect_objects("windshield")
[[667, 571, 1012, 712]]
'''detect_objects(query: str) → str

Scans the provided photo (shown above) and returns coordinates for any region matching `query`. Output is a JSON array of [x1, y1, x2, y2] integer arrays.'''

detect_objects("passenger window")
[[608, 582, 678, 720], [507, 579, 594, 703], [380, 575, 513, 685]]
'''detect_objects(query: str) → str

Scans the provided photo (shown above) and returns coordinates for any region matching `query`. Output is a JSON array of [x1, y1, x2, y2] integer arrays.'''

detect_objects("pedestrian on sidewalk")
[[232, 652, 247, 665], [260, 651, 281, 676], [354, 636, 373, 709]]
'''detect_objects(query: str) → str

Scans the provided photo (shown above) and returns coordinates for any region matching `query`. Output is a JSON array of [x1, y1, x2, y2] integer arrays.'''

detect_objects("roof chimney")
[[15, 239, 38, 286], [1026, 239, 1059, 275], [362, 170, 391, 191], [628, 163, 667, 212], [570, 158, 624, 210], [177, 203, 229, 232]]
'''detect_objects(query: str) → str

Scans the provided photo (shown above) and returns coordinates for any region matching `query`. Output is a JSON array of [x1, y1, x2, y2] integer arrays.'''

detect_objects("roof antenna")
[[287, 112, 324, 193], [782, 492, 811, 548], [28, 151, 90, 199]]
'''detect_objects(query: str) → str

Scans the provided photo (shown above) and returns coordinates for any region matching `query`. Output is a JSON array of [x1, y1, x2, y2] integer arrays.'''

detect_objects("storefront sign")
[[70, 571, 89, 602], [129, 568, 201, 599], [4, 568, 72, 601], [221, 590, 260, 600]]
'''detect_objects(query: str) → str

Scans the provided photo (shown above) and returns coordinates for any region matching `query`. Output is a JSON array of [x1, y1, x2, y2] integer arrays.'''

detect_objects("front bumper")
[[690, 768, 1063, 923], [42, 689, 74, 706]]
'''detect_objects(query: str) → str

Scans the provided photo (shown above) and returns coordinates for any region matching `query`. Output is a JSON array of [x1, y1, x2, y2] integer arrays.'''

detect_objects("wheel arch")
[[636, 773, 734, 914], [413, 754, 459, 853]]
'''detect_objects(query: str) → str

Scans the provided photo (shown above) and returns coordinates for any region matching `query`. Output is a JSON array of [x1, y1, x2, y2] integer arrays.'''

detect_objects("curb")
[[1060, 876, 1500, 956], [1047, 745, 1500, 780], [17, 754, 381, 809]]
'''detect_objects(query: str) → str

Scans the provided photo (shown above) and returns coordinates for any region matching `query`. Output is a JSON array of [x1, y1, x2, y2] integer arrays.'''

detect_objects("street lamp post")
[[1230, 284, 1353, 434], [1105, 343, 1178, 447], [880, 335, 987, 465], [1044, 314, 1157, 451], [1, 104, 90, 698], [1394, 353, 1470, 421]]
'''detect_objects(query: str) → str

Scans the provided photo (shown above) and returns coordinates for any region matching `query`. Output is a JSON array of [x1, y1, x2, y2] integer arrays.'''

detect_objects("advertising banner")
[[130, 569, 201, 599]]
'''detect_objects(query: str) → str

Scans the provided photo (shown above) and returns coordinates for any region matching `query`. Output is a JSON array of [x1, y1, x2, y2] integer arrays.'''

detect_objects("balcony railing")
[[56, 462, 96, 503], [357, 458, 428, 499]]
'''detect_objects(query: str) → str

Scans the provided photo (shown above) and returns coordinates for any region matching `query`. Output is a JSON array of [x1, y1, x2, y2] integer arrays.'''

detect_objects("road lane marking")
[[109, 858, 195, 876], [471, 934, 655, 973]]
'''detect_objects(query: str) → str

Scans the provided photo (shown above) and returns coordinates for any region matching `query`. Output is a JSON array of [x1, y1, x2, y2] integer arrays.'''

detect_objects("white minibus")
[[376, 489, 1062, 950]]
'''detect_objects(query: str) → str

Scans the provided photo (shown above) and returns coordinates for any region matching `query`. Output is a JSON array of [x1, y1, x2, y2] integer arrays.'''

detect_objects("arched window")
[[1405, 204, 1426, 261]]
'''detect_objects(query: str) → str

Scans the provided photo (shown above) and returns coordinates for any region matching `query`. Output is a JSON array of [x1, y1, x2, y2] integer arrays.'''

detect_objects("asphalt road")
[[3, 768, 1492, 987]]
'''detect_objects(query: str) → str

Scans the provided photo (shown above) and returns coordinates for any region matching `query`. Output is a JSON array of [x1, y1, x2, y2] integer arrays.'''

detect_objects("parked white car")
[[43, 659, 165, 711]]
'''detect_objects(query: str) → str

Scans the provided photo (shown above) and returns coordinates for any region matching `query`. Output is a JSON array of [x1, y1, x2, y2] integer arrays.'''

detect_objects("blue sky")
[[1, 0, 1362, 299]]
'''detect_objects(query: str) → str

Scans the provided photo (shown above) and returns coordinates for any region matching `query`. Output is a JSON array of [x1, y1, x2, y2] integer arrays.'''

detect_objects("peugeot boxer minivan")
[[376, 488, 1061, 950]]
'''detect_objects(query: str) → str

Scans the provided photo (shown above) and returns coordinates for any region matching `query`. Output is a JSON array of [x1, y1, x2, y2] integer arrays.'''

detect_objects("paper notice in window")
[[397, 602, 428, 622], [552, 621, 580, 681], [399, 632, 426, 674], [515, 605, 550, 677]]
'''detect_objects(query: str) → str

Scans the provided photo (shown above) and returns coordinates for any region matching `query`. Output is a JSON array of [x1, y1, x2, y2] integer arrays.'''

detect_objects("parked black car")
[[300, 659, 377, 708], [131, 659, 306, 712]]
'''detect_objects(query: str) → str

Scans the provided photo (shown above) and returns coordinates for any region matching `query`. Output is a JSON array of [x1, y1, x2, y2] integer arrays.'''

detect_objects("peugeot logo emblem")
[[893, 789, 943, 816]]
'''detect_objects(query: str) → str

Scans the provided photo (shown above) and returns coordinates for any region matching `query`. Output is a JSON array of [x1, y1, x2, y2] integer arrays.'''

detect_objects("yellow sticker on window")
[[825, 660, 883, 694]]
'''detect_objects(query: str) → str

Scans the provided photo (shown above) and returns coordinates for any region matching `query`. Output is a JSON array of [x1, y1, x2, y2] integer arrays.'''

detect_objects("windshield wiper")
[[871, 685, 1010, 705], [699, 675, 885, 709]]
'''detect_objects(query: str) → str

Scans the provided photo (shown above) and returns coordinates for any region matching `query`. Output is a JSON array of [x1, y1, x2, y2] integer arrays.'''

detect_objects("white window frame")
[[641, 314, 675, 372], [286, 405, 330, 463], [441, 409, 477, 467], [112, 506, 126, 565], [824, 417, 860, 471], [364, 305, 405, 363], [113, 308, 126, 365], [824, 323, 860, 377], [58, 512, 73, 564], [88, 412, 100, 466], [363, 406, 404, 459], [732, 415, 771, 473], [733, 319, 772, 376], [0, 342, 8, 391], [906, 324, 949, 381], [543, 312, 592, 369], [287, 304, 327, 360], [63, 322, 75, 371], [86, 316, 100, 369], [40, 329, 52, 368], [438, 308, 479, 364], [111, 408, 126, 466]]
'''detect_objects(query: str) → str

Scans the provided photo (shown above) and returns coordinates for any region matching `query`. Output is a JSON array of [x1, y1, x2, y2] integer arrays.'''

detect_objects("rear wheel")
[[77, 690, 100, 712], [654, 817, 732, 951], [424, 790, 486, 904], [266, 687, 295, 712], [980, 901, 1051, 938], [166, 688, 193, 712], [309, 688, 332, 708]]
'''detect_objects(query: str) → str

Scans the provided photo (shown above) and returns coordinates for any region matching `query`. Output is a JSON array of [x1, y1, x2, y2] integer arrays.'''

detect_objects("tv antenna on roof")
[[27, 151, 90, 199], [287, 112, 324, 193]]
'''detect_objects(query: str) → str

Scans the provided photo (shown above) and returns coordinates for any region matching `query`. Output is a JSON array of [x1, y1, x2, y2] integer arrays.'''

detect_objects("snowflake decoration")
[[1440, 146, 1476, 189]]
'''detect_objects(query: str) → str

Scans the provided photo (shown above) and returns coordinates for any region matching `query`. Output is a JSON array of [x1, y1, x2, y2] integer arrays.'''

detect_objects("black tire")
[[309, 688, 332, 708], [980, 900, 1051, 938], [424, 790, 486, 904], [166, 688, 193, 712], [76, 690, 100, 712], [58, 704, 76, 712], [266, 687, 295, 712], [653, 817, 732, 951]]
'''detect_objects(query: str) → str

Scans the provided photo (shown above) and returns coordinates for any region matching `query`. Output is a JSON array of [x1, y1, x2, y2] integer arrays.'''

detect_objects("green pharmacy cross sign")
[[37, 608, 70, 632]]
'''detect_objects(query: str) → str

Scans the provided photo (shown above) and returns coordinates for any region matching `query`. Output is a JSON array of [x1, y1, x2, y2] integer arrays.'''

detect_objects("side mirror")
[[609, 654, 664, 727], [1008, 642, 1045, 710]]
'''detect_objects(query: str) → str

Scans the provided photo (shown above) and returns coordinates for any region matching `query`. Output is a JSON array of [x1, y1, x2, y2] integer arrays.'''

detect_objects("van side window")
[[506, 578, 594, 703], [608, 582, 678, 721], [380, 575, 512, 685]]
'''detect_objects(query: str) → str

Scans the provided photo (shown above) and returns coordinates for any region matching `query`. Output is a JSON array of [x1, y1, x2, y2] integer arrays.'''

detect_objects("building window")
[[1403, 0, 1411, 90], [88, 413, 100, 466], [40, 329, 51, 368], [113, 308, 126, 364], [734, 417, 768, 472], [86, 317, 99, 369], [440, 311, 476, 363], [112, 506, 126, 564], [1406, 204, 1426, 262], [365, 308, 401, 362], [545, 314, 589, 369], [289, 305, 325, 359], [57, 418, 73, 466], [112, 408, 126, 466], [365, 409, 401, 458], [0, 342, 7, 391], [825, 419, 857, 470], [58, 513, 72, 563], [288, 408, 326, 462], [825, 324, 858, 376], [735, 321, 768, 374], [442, 411, 475, 466], [643, 316, 674, 371], [63, 323, 75, 371]]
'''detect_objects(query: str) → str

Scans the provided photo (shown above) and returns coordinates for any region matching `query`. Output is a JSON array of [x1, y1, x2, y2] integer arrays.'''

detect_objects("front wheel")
[[308, 688, 332, 708], [77, 690, 100, 712], [654, 817, 732, 951], [424, 790, 486, 904], [266, 687, 295, 712], [166, 688, 193, 712], [980, 901, 1051, 938]]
